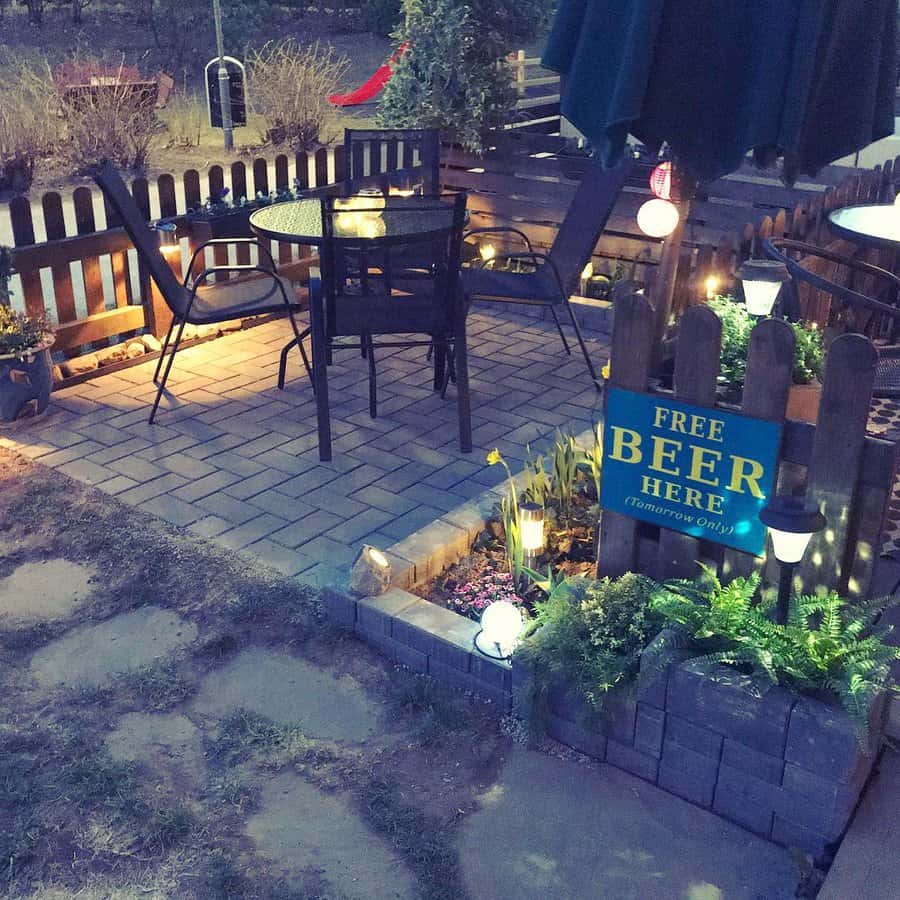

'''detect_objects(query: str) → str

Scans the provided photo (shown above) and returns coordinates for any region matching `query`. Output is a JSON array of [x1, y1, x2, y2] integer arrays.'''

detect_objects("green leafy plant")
[[707, 295, 825, 390], [0, 246, 13, 305], [487, 448, 524, 585], [550, 432, 578, 518], [522, 446, 552, 507], [575, 423, 603, 505], [651, 567, 900, 739], [516, 574, 661, 708], [448, 569, 522, 620], [0, 305, 52, 357], [378, 0, 517, 152]]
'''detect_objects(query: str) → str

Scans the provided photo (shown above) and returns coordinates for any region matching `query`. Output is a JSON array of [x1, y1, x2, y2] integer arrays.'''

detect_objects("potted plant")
[[708, 296, 825, 420], [0, 247, 55, 424]]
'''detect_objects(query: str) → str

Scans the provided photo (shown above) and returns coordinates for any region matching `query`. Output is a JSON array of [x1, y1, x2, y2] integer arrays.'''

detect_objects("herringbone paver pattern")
[[2, 311, 606, 587]]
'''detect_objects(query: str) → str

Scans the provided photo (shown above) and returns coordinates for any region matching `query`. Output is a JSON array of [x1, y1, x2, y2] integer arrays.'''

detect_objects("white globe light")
[[636, 199, 679, 238], [476, 601, 523, 659]]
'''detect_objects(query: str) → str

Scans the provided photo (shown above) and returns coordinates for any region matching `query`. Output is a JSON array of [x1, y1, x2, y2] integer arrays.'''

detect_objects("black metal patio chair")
[[316, 191, 472, 451], [763, 236, 900, 397], [343, 128, 441, 195], [460, 157, 632, 385], [93, 162, 310, 423]]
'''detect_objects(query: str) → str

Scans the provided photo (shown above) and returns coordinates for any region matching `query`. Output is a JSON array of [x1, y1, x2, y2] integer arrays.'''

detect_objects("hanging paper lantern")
[[649, 161, 673, 200], [637, 199, 679, 238]]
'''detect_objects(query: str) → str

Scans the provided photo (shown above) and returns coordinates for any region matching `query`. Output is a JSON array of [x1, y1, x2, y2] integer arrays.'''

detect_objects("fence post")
[[516, 49, 526, 97]]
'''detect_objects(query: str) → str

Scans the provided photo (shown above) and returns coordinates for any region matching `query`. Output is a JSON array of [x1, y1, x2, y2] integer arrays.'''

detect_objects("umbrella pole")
[[649, 196, 691, 371]]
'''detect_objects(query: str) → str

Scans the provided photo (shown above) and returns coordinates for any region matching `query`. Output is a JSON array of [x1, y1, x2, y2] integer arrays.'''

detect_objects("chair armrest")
[[463, 226, 534, 254], [183, 239, 278, 286]]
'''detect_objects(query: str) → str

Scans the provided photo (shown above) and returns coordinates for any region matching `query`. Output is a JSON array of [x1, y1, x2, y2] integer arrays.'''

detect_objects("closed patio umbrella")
[[543, 0, 896, 183]]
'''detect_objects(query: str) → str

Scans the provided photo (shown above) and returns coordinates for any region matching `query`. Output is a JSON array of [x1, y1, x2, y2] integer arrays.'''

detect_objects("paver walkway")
[[2, 310, 605, 587]]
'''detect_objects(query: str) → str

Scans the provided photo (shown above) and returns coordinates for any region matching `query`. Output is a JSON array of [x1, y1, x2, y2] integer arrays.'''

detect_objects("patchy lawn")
[[0, 448, 509, 899]]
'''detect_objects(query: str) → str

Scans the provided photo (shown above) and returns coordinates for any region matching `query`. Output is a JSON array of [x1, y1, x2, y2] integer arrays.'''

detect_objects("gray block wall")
[[523, 633, 886, 863]]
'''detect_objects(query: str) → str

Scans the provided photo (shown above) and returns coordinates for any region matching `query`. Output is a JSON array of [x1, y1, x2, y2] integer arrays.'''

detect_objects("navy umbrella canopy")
[[543, 0, 896, 183]]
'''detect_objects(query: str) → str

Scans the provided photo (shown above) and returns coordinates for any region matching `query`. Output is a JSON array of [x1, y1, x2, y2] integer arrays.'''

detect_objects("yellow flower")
[[486, 448, 502, 466], [601, 361, 611, 380]]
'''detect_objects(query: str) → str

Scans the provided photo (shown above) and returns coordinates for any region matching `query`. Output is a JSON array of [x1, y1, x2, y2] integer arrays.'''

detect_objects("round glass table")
[[249, 197, 454, 246], [828, 204, 900, 251], [249, 197, 463, 461]]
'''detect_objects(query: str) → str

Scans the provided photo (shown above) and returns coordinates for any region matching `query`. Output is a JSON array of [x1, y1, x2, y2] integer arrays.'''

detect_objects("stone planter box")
[[514, 630, 887, 863]]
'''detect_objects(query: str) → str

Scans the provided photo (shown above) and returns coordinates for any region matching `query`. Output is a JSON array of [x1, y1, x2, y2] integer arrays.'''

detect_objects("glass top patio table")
[[249, 197, 455, 246], [828, 204, 900, 251]]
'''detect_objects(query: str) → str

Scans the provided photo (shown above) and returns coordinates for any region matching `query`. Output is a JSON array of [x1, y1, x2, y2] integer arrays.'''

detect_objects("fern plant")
[[516, 574, 661, 709], [651, 568, 900, 740]]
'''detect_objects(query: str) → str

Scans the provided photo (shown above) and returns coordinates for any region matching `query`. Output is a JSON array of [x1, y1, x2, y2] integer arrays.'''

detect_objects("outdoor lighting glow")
[[479, 242, 496, 263], [759, 494, 826, 624], [737, 259, 791, 316], [704, 275, 720, 299], [358, 215, 387, 239], [156, 222, 179, 257], [520, 502, 545, 554], [649, 161, 673, 200], [894, 192, 900, 206], [388, 187, 416, 198], [349, 544, 392, 596], [637, 199, 679, 238], [475, 600, 523, 660]]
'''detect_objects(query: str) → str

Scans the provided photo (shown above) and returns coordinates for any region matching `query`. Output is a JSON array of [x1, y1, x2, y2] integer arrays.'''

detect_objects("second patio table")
[[250, 197, 458, 461]]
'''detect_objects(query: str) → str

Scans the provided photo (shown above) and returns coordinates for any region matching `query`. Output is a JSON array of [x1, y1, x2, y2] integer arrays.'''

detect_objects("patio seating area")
[[1, 309, 604, 587]]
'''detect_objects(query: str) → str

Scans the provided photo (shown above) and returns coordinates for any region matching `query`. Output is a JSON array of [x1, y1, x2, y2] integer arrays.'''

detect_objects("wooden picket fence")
[[599, 293, 897, 600], [2, 143, 425, 354], [507, 51, 562, 134]]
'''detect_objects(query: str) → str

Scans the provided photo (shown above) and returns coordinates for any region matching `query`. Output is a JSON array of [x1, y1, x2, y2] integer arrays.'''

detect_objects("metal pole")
[[775, 561, 794, 625], [212, 0, 233, 151]]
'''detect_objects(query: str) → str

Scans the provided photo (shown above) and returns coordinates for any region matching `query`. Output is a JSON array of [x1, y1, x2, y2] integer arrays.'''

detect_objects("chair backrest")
[[343, 128, 441, 195], [548, 159, 633, 297], [320, 192, 467, 338], [93, 162, 184, 304]]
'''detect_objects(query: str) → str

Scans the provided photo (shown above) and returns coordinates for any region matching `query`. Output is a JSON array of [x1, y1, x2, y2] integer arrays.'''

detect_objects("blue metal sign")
[[601, 389, 782, 556]]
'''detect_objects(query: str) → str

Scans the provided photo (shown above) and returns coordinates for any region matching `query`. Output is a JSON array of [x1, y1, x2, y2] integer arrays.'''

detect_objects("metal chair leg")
[[278, 337, 299, 391], [366, 334, 377, 419], [149, 318, 187, 424], [432, 340, 446, 392], [549, 305, 572, 355], [564, 297, 600, 385], [153, 318, 177, 385]]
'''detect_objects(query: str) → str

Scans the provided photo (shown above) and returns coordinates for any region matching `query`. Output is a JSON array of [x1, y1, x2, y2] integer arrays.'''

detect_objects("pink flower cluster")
[[449, 570, 523, 620]]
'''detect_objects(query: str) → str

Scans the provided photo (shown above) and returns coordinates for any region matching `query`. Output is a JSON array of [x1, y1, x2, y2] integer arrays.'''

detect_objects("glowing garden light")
[[704, 274, 720, 300], [349, 544, 392, 596], [479, 242, 496, 263], [737, 259, 791, 317], [474, 600, 523, 660], [519, 502, 545, 564], [155, 222, 179, 257], [759, 495, 826, 624], [637, 198, 679, 238]]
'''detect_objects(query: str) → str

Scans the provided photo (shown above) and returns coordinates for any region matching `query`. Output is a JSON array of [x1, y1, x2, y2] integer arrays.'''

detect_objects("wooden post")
[[649, 197, 691, 370], [724, 318, 795, 581], [798, 334, 877, 595], [516, 49, 526, 97], [656, 304, 721, 580], [597, 290, 655, 578]]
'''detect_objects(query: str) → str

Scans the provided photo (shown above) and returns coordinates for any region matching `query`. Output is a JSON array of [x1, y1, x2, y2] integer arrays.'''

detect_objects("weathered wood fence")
[[507, 51, 562, 134], [599, 293, 897, 600]]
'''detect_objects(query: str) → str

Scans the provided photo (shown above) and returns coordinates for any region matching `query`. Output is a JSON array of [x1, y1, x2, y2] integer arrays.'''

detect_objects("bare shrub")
[[247, 40, 349, 151], [161, 92, 204, 149], [0, 58, 60, 193], [55, 58, 164, 174]]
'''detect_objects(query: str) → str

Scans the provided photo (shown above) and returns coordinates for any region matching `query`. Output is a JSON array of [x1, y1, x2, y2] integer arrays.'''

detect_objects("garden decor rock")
[[246, 772, 416, 900], [0, 559, 94, 625], [459, 748, 796, 900], [516, 631, 887, 862], [190, 647, 381, 742], [29, 606, 198, 688]]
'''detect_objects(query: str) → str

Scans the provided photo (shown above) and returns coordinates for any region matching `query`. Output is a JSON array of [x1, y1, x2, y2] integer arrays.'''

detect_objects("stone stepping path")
[[191, 647, 382, 743], [0, 559, 94, 626], [106, 712, 205, 782], [29, 606, 198, 688], [459, 749, 797, 900], [246, 771, 416, 900]]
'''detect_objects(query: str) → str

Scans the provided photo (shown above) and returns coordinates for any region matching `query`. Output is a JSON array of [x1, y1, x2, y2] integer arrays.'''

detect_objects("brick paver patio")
[[3, 310, 606, 587]]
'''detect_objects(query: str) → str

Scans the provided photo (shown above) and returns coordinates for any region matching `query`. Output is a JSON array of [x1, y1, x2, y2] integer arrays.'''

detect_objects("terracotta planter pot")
[[787, 381, 822, 424]]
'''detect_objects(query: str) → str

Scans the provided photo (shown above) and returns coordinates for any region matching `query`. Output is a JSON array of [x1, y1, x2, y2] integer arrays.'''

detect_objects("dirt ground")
[[0, 447, 513, 899]]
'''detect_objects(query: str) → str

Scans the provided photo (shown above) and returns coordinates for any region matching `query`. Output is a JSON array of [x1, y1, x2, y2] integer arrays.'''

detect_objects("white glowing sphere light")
[[475, 601, 523, 660], [636, 199, 679, 238]]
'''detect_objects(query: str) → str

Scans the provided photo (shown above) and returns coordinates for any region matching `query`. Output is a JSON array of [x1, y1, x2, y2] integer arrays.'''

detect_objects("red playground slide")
[[329, 42, 409, 107]]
